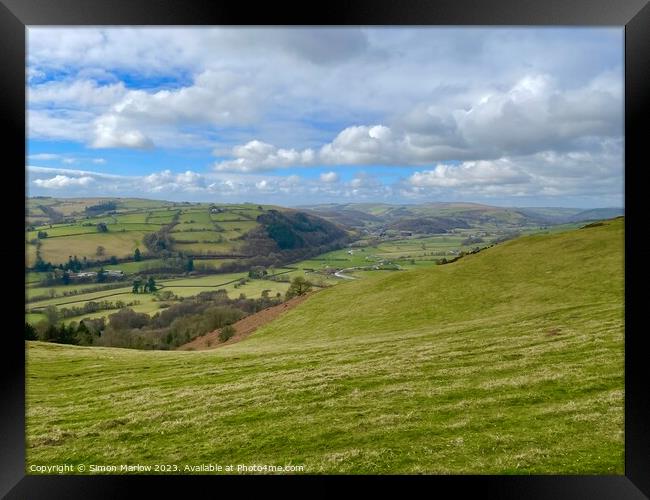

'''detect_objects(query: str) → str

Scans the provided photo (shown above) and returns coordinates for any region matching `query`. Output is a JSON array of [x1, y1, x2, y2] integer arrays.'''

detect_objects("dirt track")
[[177, 292, 314, 351]]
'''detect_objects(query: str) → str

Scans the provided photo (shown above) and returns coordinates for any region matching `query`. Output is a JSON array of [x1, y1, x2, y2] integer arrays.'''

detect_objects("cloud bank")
[[27, 27, 624, 207]]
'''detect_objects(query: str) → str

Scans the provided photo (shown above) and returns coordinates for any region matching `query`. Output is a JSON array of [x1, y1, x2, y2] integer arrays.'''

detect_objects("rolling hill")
[[300, 202, 624, 233], [26, 217, 624, 474], [25, 198, 349, 270]]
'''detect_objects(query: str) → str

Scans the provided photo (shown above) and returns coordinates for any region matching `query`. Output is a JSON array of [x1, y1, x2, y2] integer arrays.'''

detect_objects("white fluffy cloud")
[[92, 114, 154, 149], [213, 71, 622, 173], [29, 79, 127, 109], [143, 169, 206, 192], [319, 171, 339, 183], [320, 125, 398, 164], [215, 140, 316, 173], [409, 160, 531, 188], [29, 69, 263, 148], [403, 143, 622, 200], [33, 174, 95, 189], [26, 28, 623, 206]]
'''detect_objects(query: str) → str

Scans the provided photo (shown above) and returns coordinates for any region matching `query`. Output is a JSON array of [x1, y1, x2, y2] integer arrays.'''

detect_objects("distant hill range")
[[515, 207, 625, 224], [299, 202, 624, 234]]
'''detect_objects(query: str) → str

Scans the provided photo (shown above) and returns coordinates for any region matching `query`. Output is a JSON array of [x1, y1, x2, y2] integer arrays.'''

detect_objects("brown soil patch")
[[545, 327, 561, 337], [177, 292, 315, 351]]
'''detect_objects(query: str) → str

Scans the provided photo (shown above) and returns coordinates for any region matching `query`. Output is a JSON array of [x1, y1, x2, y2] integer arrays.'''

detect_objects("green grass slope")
[[26, 218, 624, 474]]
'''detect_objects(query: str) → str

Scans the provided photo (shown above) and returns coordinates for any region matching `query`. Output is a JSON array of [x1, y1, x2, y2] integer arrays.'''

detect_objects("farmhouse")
[[70, 271, 97, 280]]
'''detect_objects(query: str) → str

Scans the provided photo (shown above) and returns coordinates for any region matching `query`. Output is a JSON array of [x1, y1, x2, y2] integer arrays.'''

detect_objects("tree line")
[[25, 276, 314, 350]]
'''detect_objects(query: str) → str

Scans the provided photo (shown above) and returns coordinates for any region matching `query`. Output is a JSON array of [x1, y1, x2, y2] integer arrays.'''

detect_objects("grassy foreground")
[[26, 218, 624, 474]]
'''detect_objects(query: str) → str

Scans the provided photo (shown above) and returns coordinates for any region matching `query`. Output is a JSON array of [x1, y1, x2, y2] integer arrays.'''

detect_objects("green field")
[[27, 221, 164, 241], [163, 280, 289, 300], [215, 220, 258, 233], [178, 211, 212, 224], [158, 272, 250, 287], [172, 240, 244, 254], [27, 224, 103, 239], [26, 285, 135, 310], [39, 231, 149, 264], [210, 212, 250, 222], [26, 282, 125, 302], [25, 268, 298, 324], [172, 222, 216, 232], [25, 218, 623, 474], [99, 259, 166, 273], [25, 272, 49, 285], [113, 213, 149, 224], [171, 230, 224, 243]]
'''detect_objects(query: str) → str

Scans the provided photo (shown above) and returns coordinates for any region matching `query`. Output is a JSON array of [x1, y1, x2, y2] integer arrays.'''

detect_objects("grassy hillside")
[[26, 218, 624, 474]]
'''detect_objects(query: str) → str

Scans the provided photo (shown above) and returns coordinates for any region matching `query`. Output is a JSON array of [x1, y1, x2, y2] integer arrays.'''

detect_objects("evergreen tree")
[[134, 248, 142, 262], [44, 324, 59, 342], [97, 268, 107, 283], [58, 323, 79, 345], [25, 323, 38, 341]]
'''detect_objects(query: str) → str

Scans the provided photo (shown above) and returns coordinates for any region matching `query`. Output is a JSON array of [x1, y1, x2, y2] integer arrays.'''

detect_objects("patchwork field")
[[25, 267, 300, 326], [171, 230, 225, 242], [171, 241, 243, 254], [26, 218, 624, 474], [25, 199, 280, 265], [39, 231, 149, 264]]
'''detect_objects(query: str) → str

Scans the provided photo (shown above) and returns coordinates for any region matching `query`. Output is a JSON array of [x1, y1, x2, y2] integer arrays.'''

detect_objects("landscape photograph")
[[25, 27, 624, 474]]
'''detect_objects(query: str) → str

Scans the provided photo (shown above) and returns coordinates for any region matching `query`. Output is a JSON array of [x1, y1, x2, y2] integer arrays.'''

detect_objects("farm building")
[[70, 271, 97, 280]]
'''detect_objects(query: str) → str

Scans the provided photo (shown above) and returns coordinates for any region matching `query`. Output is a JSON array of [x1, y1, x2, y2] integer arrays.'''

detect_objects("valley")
[[25, 216, 624, 473], [26, 197, 613, 346]]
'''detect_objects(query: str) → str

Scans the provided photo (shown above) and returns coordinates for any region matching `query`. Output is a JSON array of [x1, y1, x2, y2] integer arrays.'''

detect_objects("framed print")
[[2, 0, 649, 497]]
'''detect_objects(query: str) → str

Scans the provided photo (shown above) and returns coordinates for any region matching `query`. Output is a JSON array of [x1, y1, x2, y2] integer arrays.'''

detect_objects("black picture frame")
[[3, 0, 648, 497]]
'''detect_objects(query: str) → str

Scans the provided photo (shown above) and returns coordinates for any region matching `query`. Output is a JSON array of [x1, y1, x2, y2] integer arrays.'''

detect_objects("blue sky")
[[27, 27, 624, 208]]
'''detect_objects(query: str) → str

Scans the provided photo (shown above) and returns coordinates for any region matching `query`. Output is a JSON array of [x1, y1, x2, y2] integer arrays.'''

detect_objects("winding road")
[[334, 268, 357, 280]]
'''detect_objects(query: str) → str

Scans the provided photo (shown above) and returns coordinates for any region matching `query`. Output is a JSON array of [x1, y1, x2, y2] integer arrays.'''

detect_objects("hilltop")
[[26, 218, 624, 473]]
